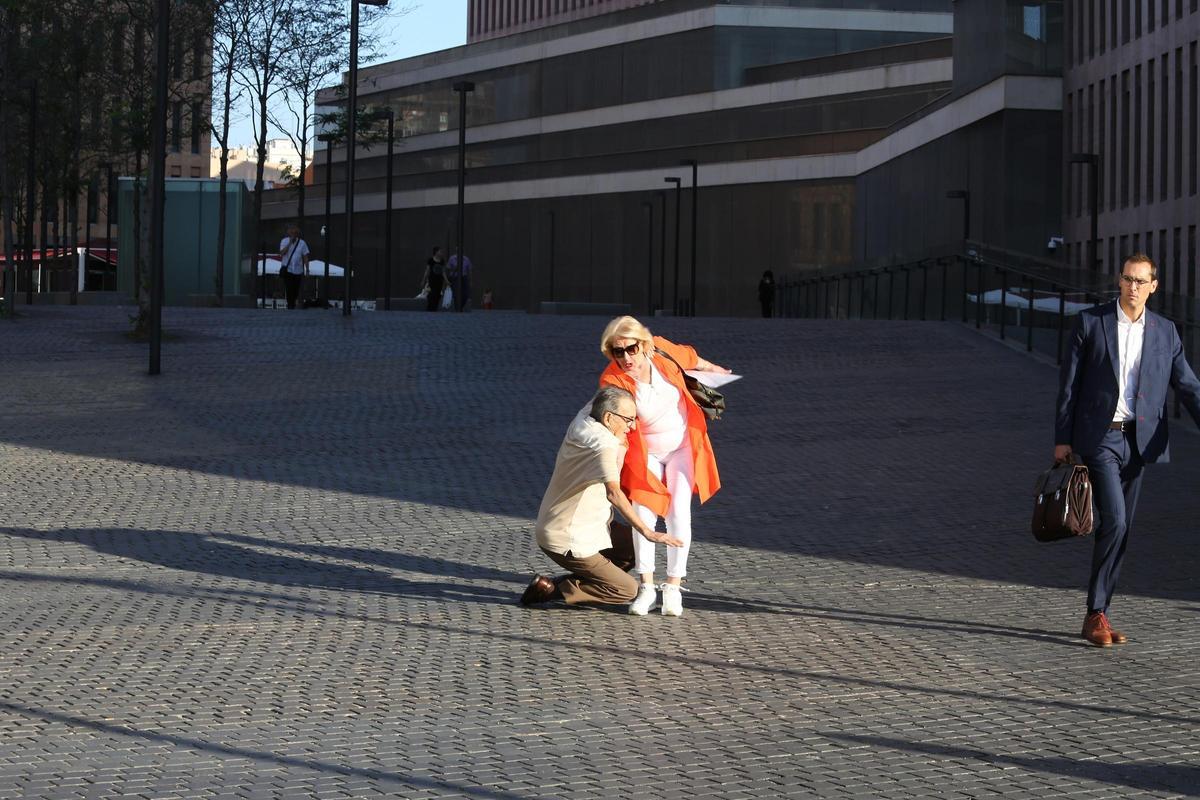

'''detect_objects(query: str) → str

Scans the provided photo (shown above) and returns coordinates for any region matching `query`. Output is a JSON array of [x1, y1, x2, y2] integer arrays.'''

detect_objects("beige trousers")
[[541, 522, 638, 605]]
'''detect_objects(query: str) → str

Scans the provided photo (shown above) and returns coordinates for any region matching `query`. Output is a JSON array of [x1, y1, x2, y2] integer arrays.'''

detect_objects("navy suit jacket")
[[1056, 301, 1200, 463]]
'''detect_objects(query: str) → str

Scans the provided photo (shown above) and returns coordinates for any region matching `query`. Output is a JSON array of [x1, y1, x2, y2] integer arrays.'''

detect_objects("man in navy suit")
[[1056, 253, 1200, 647]]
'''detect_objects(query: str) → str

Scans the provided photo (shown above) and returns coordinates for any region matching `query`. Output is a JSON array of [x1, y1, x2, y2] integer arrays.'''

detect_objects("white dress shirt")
[[1113, 304, 1146, 422]]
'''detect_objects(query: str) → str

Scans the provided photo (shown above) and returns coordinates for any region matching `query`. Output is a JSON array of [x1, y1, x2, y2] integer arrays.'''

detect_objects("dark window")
[[1189, 225, 1197, 298], [1099, 0, 1107, 51], [190, 101, 202, 154], [1109, 237, 1116, 273], [192, 34, 204, 81], [1099, 79, 1107, 210], [1149, 0, 1156, 29], [1173, 228, 1182, 295], [1148, 59, 1156, 200], [1122, 0, 1130, 42], [1162, 55, 1169, 202], [1133, 232, 1141, 253], [1112, 0, 1119, 46], [1163, 0, 1170, 25], [1176, 47, 1184, 198], [1121, 69, 1130, 207], [87, 176, 99, 224], [1121, 234, 1129, 261], [1178, 0, 1184, 19], [172, 31, 182, 80], [1135, 0, 1142, 37], [1089, 0, 1096, 55], [1066, 93, 1075, 216], [1191, 43, 1197, 195], [1159, 229, 1169, 284], [171, 101, 182, 152], [1134, 65, 1142, 205], [1111, 76, 1118, 211]]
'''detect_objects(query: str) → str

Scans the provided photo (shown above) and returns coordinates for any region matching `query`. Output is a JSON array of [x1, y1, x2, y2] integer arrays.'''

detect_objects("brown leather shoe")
[[1105, 619, 1128, 644], [520, 574, 558, 606], [1081, 611, 1113, 647]]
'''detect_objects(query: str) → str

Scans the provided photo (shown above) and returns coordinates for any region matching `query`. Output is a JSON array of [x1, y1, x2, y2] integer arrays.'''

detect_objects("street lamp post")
[[317, 132, 337, 307], [656, 191, 665, 312], [344, 0, 389, 317], [1069, 153, 1099, 271], [680, 159, 698, 316], [664, 177, 681, 315], [641, 200, 654, 316], [548, 209, 556, 302], [148, 0, 169, 375], [452, 80, 475, 313], [102, 163, 114, 290]]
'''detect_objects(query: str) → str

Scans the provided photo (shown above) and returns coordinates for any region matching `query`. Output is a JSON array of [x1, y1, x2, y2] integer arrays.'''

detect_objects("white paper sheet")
[[685, 371, 742, 388]]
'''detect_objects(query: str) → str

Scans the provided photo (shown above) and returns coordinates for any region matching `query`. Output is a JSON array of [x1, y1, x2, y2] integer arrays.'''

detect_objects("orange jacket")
[[599, 336, 721, 516]]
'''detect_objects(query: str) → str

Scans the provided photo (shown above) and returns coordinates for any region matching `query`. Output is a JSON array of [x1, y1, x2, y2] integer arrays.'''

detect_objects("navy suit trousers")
[[1083, 429, 1145, 613]]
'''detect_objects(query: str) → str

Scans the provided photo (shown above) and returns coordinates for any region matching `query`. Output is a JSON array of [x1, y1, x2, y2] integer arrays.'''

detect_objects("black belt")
[[1109, 420, 1136, 431]]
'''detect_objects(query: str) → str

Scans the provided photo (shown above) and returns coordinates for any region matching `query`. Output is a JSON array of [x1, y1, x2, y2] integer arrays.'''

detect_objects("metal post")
[[903, 267, 910, 320], [25, 79, 36, 305], [664, 177, 681, 314], [384, 111, 394, 310], [999, 269, 1007, 340], [961, 257, 969, 323], [318, 132, 335, 305], [104, 163, 114, 290], [940, 259, 947, 321], [975, 261, 984, 329], [656, 191, 666, 311], [642, 200, 653, 315], [873, 272, 880, 319], [1057, 286, 1066, 364], [148, 0, 169, 375], [548, 209, 555, 301], [343, 0, 361, 316], [680, 159, 698, 316], [453, 80, 474, 313], [83, 178, 93, 296], [1026, 277, 1036, 352], [920, 262, 928, 321]]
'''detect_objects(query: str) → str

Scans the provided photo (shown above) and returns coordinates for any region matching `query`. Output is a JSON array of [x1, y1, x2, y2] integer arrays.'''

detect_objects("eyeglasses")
[[608, 411, 637, 427], [1120, 274, 1154, 287], [609, 342, 641, 359]]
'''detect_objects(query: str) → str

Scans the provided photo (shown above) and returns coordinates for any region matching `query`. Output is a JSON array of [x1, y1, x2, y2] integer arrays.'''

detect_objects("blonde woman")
[[598, 316, 729, 616]]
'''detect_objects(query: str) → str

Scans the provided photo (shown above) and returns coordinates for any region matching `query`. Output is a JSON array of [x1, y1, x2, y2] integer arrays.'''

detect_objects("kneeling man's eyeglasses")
[[1120, 275, 1153, 286]]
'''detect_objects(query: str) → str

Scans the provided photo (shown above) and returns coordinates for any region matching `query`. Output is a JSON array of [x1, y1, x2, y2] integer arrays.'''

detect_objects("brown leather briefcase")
[[1031, 458, 1094, 542]]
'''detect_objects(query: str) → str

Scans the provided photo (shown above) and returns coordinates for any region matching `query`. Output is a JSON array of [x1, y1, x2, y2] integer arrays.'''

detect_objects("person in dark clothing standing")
[[757, 270, 775, 318], [425, 247, 446, 312]]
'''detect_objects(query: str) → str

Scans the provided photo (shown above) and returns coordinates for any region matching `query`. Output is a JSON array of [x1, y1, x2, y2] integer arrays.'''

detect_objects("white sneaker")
[[628, 583, 658, 616], [661, 584, 684, 617]]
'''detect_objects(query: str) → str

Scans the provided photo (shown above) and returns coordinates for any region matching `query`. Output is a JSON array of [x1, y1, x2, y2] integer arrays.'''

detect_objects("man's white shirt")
[[1113, 304, 1146, 422]]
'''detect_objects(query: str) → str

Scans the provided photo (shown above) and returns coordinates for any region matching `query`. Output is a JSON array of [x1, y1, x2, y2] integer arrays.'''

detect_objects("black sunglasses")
[[609, 342, 642, 358]]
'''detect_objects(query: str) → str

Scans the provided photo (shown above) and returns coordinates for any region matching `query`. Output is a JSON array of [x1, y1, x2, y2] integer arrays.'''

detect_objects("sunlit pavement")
[[1, 305, 1198, 799]]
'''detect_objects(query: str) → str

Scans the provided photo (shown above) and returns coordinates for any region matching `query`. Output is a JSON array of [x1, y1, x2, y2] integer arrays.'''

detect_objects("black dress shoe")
[[520, 575, 558, 605]]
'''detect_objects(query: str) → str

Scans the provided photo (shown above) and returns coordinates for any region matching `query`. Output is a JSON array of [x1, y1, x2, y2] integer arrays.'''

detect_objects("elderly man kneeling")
[[521, 387, 682, 606]]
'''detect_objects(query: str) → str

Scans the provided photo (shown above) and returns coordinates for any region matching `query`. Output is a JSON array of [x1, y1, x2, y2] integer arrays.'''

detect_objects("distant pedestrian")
[[1055, 253, 1200, 646], [448, 252, 473, 311], [278, 225, 310, 310], [521, 387, 682, 608], [482, 289, 494, 310], [424, 247, 446, 312], [757, 270, 775, 318]]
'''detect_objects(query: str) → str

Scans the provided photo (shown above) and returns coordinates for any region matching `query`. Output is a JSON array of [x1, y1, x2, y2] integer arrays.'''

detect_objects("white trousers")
[[633, 442, 694, 578]]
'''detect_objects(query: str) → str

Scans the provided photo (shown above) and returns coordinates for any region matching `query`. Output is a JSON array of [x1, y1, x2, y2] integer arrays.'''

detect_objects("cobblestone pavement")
[[1, 305, 1198, 800]]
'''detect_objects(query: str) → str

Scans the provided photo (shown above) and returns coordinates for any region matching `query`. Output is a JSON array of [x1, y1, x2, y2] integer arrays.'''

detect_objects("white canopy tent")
[[256, 257, 344, 277]]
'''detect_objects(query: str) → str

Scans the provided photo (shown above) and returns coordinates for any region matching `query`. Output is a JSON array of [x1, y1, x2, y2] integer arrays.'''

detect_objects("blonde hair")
[[600, 315, 653, 356]]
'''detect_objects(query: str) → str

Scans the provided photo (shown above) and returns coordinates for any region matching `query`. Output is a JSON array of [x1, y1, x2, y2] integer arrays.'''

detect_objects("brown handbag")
[[1031, 457, 1094, 542]]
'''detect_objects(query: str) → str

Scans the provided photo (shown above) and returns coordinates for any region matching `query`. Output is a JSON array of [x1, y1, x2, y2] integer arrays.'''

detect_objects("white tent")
[[257, 257, 344, 277]]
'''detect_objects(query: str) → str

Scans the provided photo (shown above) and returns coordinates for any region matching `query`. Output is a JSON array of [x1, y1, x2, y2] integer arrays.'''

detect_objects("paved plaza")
[[0, 305, 1198, 800]]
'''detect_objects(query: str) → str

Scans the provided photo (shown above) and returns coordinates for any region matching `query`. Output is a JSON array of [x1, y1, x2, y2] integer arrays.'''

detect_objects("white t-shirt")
[[278, 237, 310, 275], [636, 360, 688, 456]]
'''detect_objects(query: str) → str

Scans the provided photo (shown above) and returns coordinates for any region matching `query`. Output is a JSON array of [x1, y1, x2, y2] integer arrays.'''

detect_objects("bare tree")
[[210, 0, 249, 304]]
